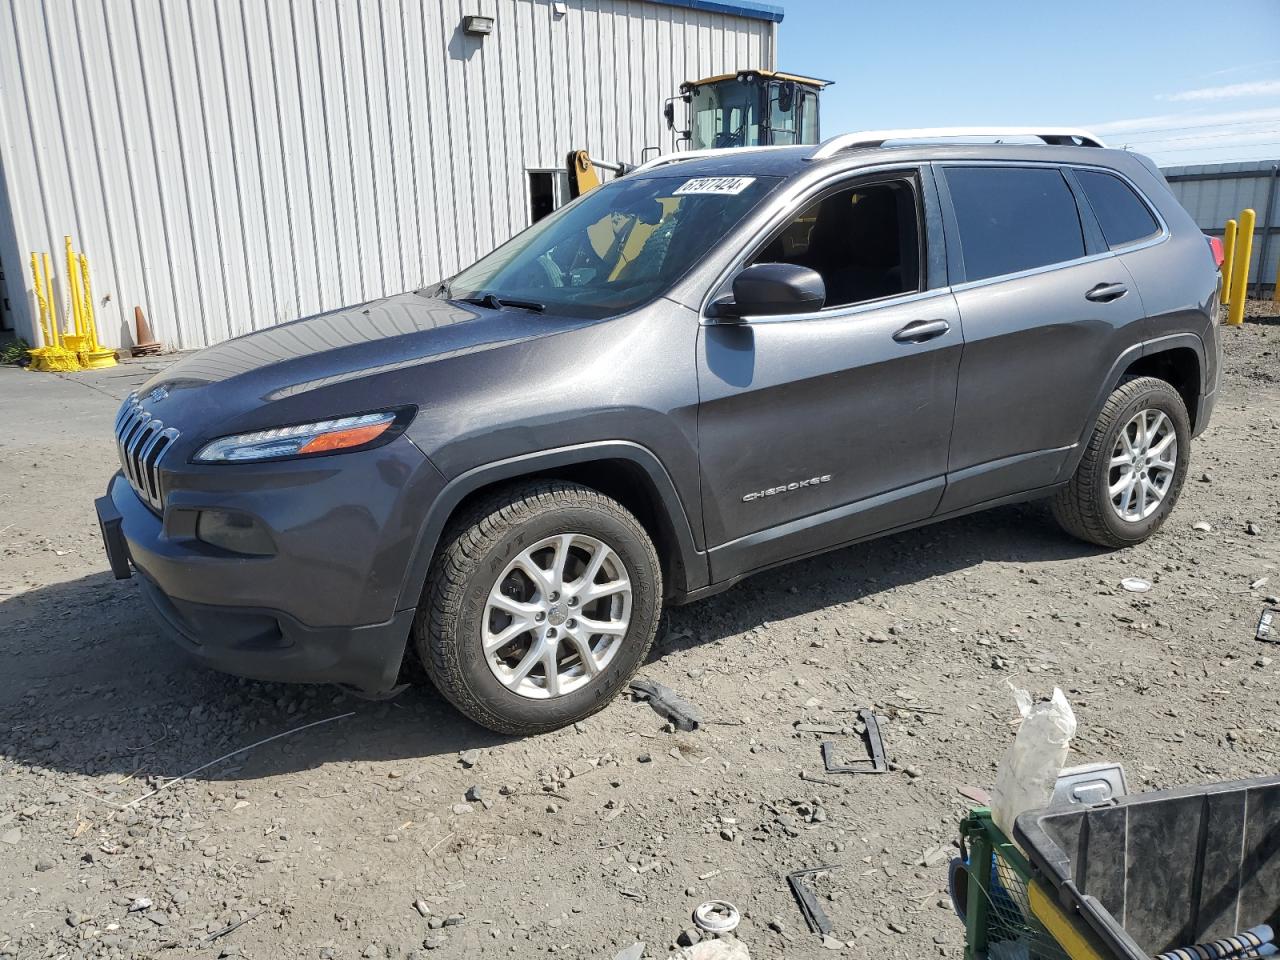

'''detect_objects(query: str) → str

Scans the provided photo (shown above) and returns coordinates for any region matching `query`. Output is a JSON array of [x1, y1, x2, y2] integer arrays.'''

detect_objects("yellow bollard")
[[1227, 208, 1255, 326], [64, 236, 85, 341], [42, 253, 58, 346], [1221, 219, 1237, 306], [79, 253, 98, 350], [30, 253, 52, 347], [1273, 252, 1280, 302]]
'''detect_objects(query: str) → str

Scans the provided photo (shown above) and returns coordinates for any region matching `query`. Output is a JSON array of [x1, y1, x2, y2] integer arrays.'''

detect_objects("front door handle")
[[1086, 282, 1128, 303], [892, 319, 951, 343]]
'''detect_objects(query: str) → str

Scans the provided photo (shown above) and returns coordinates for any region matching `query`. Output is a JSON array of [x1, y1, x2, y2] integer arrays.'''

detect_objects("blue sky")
[[774, 0, 1280, 167]]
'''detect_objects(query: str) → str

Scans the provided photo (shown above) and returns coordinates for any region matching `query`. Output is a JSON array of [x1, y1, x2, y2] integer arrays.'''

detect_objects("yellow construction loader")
[[565, 69, 830, 199]]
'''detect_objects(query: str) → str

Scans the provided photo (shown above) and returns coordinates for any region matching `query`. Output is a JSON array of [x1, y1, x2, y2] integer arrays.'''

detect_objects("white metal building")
[[0, 0, 781, 351], [1163, 160, 1280, 297]]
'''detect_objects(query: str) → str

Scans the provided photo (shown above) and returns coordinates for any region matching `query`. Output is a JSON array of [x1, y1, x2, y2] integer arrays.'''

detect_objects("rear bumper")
[[1193, 385, 1216, 438]]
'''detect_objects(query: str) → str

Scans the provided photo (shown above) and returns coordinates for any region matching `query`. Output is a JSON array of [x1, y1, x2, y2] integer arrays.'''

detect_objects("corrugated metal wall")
[[0, 0, 776, 349], [1164, 159, 1280, 295]]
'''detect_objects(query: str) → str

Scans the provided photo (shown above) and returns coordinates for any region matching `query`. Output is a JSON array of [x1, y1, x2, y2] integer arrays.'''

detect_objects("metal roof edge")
[[642, 0, 785, 24]]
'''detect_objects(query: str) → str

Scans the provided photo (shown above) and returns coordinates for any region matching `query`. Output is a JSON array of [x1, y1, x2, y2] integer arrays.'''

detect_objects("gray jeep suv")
[[96, 131, 1221, 734]]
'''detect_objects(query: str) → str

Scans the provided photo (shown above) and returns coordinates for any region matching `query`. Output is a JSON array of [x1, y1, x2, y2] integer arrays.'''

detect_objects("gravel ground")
[[1, 313, 1277, 960]]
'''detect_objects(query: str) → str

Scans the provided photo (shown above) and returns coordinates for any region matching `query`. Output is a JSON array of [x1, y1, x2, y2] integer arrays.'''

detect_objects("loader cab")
[[668, 70, 829, 151]]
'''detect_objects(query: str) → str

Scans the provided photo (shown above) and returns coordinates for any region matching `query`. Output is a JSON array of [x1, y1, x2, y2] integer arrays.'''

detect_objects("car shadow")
[[0, 500, 1102, 788]]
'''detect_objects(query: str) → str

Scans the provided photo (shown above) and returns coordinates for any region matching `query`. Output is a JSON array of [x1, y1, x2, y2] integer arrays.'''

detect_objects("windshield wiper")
[[455, 292, 546, 313]]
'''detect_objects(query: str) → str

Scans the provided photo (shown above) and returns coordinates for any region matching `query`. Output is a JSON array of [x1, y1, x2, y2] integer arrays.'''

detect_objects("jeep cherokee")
[[96, 129, 1221, 734]]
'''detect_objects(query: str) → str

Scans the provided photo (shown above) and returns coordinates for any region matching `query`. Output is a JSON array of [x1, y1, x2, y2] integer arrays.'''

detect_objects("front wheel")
[[1051, 376, 1191, 548], [414, 481, 662, 735]]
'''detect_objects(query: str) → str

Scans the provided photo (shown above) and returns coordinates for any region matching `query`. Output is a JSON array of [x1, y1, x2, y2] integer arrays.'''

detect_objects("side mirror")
[[713, 263, 825, 320], [663, 101, 676, 130]]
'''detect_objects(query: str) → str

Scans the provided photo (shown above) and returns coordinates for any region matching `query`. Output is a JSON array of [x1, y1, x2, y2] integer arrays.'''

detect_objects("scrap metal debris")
[[629, 678, 701, 731], [787, 865, 836, 936], [1257, 607, 1279, 643], [821, 708, 888, 774]]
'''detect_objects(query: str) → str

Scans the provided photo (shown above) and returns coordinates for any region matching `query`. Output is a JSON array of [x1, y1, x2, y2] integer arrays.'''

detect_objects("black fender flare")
[[394, 441, 708, 612], [1059, 332, 1206, 481]]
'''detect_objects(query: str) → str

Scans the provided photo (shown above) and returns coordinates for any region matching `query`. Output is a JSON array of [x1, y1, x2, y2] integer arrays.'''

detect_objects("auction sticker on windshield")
[[673, 176, 757, 196]]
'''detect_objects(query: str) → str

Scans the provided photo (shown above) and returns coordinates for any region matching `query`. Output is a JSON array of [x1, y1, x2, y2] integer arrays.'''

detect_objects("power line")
[[1122, 128, 1280, 147], [1096, 116, 1280, 138]]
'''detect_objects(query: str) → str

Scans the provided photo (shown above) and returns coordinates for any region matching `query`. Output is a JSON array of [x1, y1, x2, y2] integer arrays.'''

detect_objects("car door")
[[696, 168, 963, 583], [936, 163, 1148, 513]]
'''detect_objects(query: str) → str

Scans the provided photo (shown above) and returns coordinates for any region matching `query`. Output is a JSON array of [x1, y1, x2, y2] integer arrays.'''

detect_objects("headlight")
[[193, 409, 410, 463]]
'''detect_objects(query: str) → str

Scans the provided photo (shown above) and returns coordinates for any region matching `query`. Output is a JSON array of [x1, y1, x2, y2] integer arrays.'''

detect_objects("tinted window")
[[1076, 169, 1160, 248], [945, 167, 1086, 281], [752, 179, 921, 308], [445, 174, 780, 319]]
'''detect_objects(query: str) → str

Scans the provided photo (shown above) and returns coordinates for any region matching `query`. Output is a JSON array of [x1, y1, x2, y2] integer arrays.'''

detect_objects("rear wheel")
[[1051, 376, 1190, 548], [415, 481, 662, 734]]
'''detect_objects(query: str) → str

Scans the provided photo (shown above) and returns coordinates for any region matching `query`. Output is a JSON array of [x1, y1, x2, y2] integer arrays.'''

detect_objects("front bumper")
[[134, 568, 415, 694], [95, 439, 441, 694]]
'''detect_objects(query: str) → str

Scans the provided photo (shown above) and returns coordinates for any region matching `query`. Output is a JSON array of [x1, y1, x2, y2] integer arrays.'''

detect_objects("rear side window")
[[1075, 169, 1160, 249], [944, 166, 1086, 282]]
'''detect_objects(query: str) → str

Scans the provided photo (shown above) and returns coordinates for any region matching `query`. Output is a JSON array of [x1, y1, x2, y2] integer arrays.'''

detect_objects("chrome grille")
[[114, 393, 179, 512]]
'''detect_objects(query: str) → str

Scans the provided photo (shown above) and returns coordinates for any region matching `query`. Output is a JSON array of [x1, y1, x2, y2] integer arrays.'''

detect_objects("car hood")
[[134, 292, 591, 439]]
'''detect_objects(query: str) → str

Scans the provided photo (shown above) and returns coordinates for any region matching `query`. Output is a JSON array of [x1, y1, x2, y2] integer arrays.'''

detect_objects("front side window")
[[751, 178, 922, 309], [1075, 169, 1160, 249], [945, 166, 1086, 282], [444, 174, 780, 319]]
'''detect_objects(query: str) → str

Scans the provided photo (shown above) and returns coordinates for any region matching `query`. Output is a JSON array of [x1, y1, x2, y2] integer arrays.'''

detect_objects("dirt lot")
[[1, 314, 1277, 960]]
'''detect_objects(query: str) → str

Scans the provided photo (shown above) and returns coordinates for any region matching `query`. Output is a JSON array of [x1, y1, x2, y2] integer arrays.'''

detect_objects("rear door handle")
[[1086, 282, 1128, 303], [892, 319, 950, 343]]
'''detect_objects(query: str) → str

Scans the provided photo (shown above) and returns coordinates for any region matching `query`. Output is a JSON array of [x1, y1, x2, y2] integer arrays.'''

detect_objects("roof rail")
[[810, 127, 1107, 159], [629, 145, 787, 175]]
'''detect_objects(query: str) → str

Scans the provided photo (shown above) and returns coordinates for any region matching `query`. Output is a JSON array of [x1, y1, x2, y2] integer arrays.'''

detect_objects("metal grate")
[[113, 393, 179, 513], [975, 844, 1072, 960]]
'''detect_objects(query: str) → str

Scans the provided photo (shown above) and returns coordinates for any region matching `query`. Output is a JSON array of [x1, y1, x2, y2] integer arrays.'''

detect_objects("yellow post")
[[79, 253, 99, 350], [1221, 219, 1237, 306], [1273, 252, 1280, 302], [65, 236, 84, 338], [42, 252, 58, 346], [1227, 208, 1255, 326], [30, 254, 52, 347]]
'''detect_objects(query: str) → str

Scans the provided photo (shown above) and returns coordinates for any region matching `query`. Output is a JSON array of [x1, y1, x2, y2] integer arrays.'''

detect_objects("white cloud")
[[1086, 106, 1280, 135], [1157, 79, 1280, 102]]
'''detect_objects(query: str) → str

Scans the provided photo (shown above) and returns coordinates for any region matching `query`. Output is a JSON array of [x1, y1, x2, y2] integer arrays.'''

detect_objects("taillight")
[[1207, 235, 1225, 269]]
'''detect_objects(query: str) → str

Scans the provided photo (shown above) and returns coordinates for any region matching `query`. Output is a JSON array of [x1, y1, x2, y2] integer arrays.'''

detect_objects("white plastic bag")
[[990, 685, 1077, 837]]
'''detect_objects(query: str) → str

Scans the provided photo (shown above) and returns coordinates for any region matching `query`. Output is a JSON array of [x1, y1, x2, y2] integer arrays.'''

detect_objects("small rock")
[[464, 785, 486, 803], [451, 803, 473, 816], [719, 828, 736, 841], [613, 945, 646, 960], [413, 899, 430, 918], [1246, 521, 1261, 536], [822, 934, 846, 950], [888, 920, 909, 935], [1192, 521, 1212, 532], [904, 765, 923, 779], [677, 928, 701, 947], [545, 803, 559, 814], [128, 897, 152, 913], [637, 752, 652, 764], [458, 749, 481, 768], [34, 859, 55, 872]]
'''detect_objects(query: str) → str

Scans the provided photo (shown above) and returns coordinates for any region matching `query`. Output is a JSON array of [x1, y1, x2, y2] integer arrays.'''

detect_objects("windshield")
[[443, 174, 780, 319], [690, 80, 762, 150]]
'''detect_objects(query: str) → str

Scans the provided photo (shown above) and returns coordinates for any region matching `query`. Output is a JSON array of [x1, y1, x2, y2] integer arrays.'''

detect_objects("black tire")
[[1051, 376, 1191, 548], [414, 481, 662, 735]]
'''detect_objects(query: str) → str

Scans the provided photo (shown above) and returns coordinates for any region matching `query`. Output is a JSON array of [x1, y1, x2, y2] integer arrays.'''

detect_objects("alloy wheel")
[[1108, 408, 1178, 522], [482, 534, 632, 699]]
